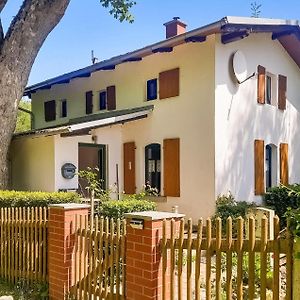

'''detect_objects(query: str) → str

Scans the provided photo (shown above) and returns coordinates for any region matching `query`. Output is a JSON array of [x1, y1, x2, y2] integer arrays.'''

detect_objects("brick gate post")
[[48, 203, 90, 300], [125, 211, 184, 300]]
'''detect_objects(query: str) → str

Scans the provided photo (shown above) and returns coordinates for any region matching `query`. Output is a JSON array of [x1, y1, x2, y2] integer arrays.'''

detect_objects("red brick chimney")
[[164, 17, 187, 39]]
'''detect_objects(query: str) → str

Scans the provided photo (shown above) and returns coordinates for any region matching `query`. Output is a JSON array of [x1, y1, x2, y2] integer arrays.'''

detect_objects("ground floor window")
[[265, 144, 277, 190], [145, 143, 161, 194]]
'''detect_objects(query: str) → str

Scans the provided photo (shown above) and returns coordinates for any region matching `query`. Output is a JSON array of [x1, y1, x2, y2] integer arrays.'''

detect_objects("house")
[[10, 16, 300, 220]]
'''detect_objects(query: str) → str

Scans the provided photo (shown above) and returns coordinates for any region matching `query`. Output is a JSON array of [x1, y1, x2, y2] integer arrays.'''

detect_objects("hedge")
[[98, 198, 156, 219], [0, 190, 81, 207], [264, 184, 300, 227]]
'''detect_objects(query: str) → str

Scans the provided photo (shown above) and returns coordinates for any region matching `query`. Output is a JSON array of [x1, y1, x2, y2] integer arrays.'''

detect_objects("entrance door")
[[78, 143, 106, 197]]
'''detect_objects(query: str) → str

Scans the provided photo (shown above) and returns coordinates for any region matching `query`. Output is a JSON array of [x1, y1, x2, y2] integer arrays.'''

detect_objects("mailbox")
[[130, 218, 144, 230], [61, 163, 76, 179]]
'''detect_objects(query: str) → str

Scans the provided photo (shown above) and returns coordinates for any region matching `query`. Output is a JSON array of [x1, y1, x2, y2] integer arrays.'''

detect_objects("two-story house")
[[10, 16, 300, 220]]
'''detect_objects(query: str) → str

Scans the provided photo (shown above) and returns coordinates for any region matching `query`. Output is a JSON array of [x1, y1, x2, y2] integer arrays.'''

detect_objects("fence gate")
[[0, 207, 48, 285], [71, 216, 126, 299], [161, 216, 293, 300]]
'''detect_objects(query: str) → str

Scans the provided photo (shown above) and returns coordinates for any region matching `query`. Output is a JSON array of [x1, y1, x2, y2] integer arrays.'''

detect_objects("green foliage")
[[98, 197, 156, 219], [99, 0, 136, 23], [78, 167, 109, 202], [0, 190, 81, 207], [264, 184, 300, 228], [0, 278, 48, 299], [15, 99, 31, 133], [285, 207, 300, 237], [213, 193, 255, 234]]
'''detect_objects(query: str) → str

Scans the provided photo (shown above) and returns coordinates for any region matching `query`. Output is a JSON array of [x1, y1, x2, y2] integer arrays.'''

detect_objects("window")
[[265, 72, 277, 106], [147, 79, 158, 101], [266, 75, 272, 104], [145, 144, 161, 194], [59, 99, 67, 118], [257, 65, 282, 108], [99, 91, 107, 110], [265, 144, 277, 190], [44, 100, 56, 122]]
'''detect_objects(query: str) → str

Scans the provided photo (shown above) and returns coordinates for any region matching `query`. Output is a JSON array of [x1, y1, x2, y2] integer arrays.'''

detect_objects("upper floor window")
[[145, 143, 161, 194], [44, 100, 56, 122], [147, 79, 158, 101], [99, 91, 107, 110], [59, 99, 67, 118], [257, 65, 286, 110]]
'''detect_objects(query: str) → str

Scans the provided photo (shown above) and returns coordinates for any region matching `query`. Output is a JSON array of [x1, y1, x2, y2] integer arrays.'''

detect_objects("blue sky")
[[2, 0, 299, 85]]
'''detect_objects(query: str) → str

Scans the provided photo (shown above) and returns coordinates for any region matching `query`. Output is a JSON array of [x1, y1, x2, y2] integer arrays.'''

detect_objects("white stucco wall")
[[215, 33, 300, 203], [53, 125, 122, 194]]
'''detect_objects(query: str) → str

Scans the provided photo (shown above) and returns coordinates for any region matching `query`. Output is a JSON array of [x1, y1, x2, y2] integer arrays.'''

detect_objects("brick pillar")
[[125, 211, 184, 300], [48, 203, 90, 300]]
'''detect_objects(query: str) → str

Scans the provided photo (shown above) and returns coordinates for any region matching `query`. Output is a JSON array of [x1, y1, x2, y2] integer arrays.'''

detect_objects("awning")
[[13, 105, 154, 139]]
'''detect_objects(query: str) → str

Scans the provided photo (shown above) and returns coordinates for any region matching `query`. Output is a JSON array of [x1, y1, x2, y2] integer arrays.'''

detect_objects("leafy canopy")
[[100, 0, 136, 23]]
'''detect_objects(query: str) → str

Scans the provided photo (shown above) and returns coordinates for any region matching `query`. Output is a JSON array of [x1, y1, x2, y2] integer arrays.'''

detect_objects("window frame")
[[145, 143, 161, 194], [59, 99, 67, 118], [265, 72, 277, 107], [99, 90, 107, 111]]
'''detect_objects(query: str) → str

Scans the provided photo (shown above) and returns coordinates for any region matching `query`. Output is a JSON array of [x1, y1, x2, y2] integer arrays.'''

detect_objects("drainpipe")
[[18, 106, 35, 130]]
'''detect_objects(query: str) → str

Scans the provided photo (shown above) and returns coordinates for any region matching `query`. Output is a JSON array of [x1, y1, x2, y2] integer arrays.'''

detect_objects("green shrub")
[[98, 198, 156, 219], [0, 190, 81, 207], [264, 184, 300, 227], [213, 192, 255, 234]]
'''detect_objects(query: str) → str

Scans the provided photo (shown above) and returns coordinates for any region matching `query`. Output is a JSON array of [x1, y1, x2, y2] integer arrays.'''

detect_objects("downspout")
[[18, 106, 35, 130]]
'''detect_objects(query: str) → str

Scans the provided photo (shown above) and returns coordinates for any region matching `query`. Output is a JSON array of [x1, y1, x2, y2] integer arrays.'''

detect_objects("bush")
[[264, 184, 300, 227], [98, 198, 156, 219], [0, 190, 81, 207], [213, 192, 255, 234]]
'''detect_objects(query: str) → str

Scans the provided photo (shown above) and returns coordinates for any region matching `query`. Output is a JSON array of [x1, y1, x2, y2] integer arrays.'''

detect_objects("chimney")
[[164, 17, 187, 39]]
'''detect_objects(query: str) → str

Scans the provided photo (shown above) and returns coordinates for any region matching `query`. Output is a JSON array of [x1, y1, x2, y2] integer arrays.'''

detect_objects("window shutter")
[[123, 142, 136, 194], [278, 75, 287, 110], [163, 138, 180, 197], [44, 100, 56, 122], [254, 139, 264, 195], [159, 68, 180, 100], [107, 85, 116, 110], [280, 143, 289, 185], [85, 91, 93, 114], [257, 65, 266, 104]]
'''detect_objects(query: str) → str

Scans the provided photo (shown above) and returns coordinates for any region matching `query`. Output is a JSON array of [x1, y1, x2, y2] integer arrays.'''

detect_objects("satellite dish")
[[232, 50, 248, 83]]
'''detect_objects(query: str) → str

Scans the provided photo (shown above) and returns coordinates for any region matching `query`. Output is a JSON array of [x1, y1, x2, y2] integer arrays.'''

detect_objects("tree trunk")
[[0, 0, 71, 188]]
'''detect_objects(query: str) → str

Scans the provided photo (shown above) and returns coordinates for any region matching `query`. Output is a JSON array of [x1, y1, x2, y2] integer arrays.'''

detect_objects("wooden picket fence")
[[71, 215, 126, 299], [0, 207, 48, 284], [161, 216, 293, 300]]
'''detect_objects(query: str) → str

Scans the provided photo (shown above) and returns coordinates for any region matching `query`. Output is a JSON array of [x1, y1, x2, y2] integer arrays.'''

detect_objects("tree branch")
[[1, 0, 70, 89], [0, 0, 8, 13]]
